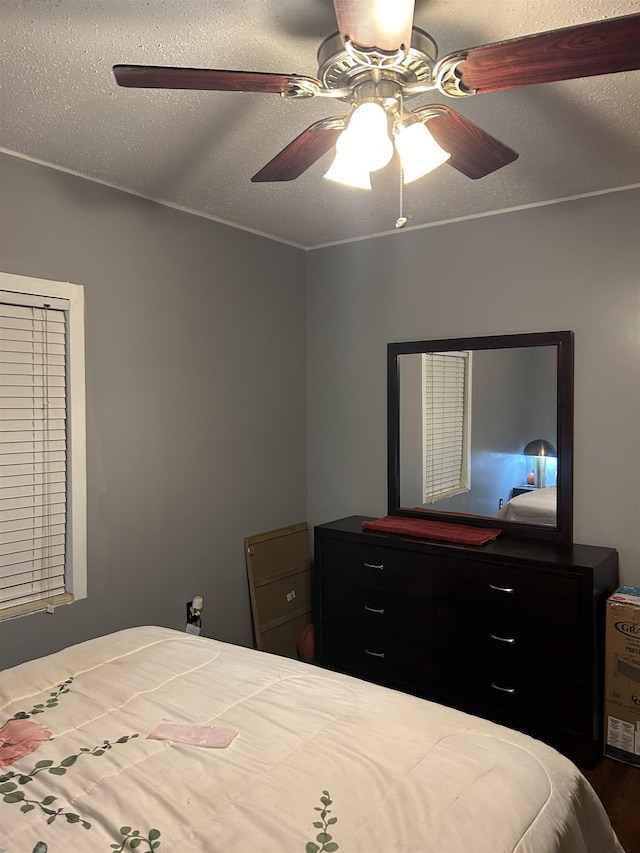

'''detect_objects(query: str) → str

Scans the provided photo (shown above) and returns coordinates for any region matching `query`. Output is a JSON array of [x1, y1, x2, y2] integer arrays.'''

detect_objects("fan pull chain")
[[395, 168, 407, 229], [395, 93, 407, 229]]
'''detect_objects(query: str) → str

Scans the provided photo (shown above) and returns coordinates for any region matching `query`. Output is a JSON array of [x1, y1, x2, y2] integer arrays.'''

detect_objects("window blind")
[[422, 351, 470, 503], [0, 292, 71, 615]]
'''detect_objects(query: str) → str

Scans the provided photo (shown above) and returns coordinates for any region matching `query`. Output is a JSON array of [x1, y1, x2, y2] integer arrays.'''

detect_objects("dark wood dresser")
[[314, 515, 619, 768]]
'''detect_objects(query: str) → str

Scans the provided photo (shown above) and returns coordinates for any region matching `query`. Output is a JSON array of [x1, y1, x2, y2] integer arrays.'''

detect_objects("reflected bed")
[[497, 486, 557, 526], [0, 626, 621, 852]]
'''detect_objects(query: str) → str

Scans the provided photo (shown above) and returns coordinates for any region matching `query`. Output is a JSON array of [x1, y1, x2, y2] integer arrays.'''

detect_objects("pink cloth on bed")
[[147, 720, 238, 748]]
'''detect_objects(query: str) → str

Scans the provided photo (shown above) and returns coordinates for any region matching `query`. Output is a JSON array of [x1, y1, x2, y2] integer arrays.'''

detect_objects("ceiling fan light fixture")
[[333, 0, 416, 56], [323, 153, 372, 189], [372, 0, 415, 51], [394, 120, 451, 184], [323, 100, 394, 189], [376, 0, 414, 29], [347, 102, 394, 172], [323, 117, 373, 188]]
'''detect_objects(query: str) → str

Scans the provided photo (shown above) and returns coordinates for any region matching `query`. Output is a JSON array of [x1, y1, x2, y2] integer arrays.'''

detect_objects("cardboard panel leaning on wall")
[[244, 522, 312, 659]]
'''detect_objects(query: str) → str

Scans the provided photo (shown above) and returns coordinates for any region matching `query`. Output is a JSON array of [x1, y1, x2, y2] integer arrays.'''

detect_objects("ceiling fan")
[[113, 1, 640, 190]]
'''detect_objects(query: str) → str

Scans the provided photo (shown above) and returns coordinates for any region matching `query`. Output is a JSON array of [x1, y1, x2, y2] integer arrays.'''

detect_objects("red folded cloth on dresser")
[[362, 515, 501, 546]]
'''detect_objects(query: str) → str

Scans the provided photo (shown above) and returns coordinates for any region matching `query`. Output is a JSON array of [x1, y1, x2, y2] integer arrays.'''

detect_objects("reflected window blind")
[[422, 351, 470, 503], [0, 293, 69, 615]]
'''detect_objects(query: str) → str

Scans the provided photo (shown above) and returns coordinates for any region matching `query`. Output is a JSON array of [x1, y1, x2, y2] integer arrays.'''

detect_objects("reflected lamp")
[[523, 439, 557, 489]]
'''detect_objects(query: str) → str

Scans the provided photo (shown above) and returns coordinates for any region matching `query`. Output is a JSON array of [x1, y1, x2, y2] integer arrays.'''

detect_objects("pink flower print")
[[0, 719, 52, 767]]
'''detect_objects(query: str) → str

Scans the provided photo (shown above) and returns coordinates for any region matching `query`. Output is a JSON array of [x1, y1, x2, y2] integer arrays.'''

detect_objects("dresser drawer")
[[435, 558, 580, 626], [436, 604, 581, 674], [437, 651, 581, 732], [324, 585, 434, 645], [322, 619, 434, 691], [321, 539, 435, 598]]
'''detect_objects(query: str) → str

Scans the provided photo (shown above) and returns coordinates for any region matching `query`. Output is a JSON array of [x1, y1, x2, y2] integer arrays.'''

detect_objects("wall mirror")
[[387, 331, 574, 543]]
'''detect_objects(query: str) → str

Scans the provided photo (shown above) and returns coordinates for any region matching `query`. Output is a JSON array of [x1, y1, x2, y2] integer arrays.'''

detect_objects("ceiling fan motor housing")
[[316, 27, 438, 100]]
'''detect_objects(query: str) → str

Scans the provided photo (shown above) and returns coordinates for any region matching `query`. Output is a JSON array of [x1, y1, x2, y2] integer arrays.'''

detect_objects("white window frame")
[[0, 272, 86, 620], [422, 350, 472, 504]]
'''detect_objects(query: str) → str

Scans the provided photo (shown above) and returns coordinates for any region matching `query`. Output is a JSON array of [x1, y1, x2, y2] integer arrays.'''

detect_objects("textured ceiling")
[[1, 0, 639, 249]]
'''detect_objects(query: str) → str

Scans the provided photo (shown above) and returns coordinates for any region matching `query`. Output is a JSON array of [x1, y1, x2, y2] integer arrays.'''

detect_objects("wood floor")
[[581, 758, 640, 853]]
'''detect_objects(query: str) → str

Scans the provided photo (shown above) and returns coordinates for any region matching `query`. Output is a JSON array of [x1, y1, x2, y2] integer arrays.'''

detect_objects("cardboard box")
[[604, 587, 640, 766]]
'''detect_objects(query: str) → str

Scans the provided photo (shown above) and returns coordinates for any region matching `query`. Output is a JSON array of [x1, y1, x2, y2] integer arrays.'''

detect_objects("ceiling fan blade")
[[113, 65, 321, 95], [251, 117, 346, 182], [441, 14, 640, 95], [332, 0, 415, 52], [412, 105, 518, 179]]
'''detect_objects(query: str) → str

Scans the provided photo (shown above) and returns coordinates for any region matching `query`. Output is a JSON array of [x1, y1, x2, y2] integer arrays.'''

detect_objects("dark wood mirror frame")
[[387, 330, 574, 544]]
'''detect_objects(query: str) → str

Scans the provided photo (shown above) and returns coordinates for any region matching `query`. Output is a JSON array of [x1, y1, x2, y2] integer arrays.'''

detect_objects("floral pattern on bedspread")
[[0, 678, 160, 851], [0, 720, 52, 768], [0, 626, 624, 853], [306, 790, 339, 853], [1, 673, 332, 853]]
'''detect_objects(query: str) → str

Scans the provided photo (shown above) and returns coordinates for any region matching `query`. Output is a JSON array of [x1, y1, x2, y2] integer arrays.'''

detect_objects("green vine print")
[[0, 735, 139, 831], [306, 790, 339, 853], [2, 680, 162, 851], [9, 678, 74, 721], [111, 826, 162, 851], [2, 782, 92, 829]]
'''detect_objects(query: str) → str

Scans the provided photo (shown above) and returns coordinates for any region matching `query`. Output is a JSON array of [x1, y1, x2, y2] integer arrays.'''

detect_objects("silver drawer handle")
[[489, 583, 515, 594], [490, 633, 516, 644], [364, 605, 385, 615], [364, 649, 385, 658], [491, 682, 516, 694], [364, 562, 384, 570]]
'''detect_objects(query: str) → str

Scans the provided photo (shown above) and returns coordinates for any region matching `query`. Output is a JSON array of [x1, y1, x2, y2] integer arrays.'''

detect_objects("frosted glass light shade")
[[334, 0, 415, 53], [347, 103, 393, 172], [324, 123, 373, 189], [395, 121, 451, 184], [324, 152, 372, 189], [373, 0, 415, 47], [323, 101, 393, 188]]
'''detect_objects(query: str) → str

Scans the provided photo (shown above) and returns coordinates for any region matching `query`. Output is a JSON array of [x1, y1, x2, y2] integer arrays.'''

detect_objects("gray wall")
[[1, 153, 638, 672], [0, 153, 307, 668], [307, 188, 640, 585]]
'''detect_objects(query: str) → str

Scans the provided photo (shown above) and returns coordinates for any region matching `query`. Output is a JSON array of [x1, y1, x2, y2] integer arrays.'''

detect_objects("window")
[[0, 272, 86, 620], [422, 350, 471, 504]]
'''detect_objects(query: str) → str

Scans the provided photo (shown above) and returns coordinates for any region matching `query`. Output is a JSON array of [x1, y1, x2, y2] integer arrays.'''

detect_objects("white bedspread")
[[497, 486, 557, 525], [0, 626, 622, 852]]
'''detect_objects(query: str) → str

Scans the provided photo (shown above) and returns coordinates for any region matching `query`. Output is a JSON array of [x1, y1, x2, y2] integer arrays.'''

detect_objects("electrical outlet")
[[185, 600, 202, 636], [185, 596, 203, 635]]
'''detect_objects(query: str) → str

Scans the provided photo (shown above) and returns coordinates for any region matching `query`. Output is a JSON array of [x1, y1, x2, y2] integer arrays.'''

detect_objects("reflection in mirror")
[[399, 346, 557, 522], [388, 332, 574, 543]]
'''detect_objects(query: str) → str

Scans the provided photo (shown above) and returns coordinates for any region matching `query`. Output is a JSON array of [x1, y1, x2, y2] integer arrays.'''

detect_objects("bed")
[[0, 626, 622, 852], [496, 486, 557, 526]]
